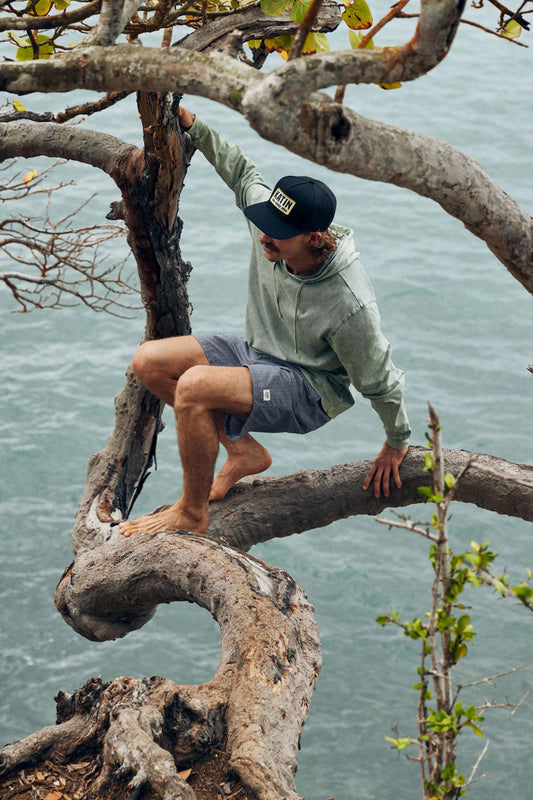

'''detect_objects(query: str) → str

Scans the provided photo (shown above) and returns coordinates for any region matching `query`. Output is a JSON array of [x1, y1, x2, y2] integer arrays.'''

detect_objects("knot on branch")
[[330, 109, 351, 141]]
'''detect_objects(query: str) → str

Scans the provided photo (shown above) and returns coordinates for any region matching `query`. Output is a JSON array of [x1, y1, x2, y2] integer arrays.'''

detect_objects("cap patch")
[[270, 187, 295, 216]]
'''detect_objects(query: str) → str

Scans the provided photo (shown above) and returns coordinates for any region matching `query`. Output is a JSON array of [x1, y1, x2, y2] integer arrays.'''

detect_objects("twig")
[[374, 513, 438, 542], [289, 0, 325, 60], [465, 739, 490, 787]]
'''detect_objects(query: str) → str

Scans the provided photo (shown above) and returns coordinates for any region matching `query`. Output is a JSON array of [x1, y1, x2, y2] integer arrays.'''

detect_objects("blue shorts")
[[196, 334, 330, 441]]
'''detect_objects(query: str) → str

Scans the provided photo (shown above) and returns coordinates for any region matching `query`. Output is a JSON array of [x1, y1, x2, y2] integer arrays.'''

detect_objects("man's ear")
[[308, 231, 322, 245]]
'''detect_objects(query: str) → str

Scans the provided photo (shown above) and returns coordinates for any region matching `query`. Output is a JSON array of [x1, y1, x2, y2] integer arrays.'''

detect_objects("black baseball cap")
[[244, 175, 337, 239]]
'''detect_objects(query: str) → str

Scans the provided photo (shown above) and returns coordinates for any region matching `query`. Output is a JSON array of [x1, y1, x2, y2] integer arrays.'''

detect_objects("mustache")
[[261, 239, 279, 252]]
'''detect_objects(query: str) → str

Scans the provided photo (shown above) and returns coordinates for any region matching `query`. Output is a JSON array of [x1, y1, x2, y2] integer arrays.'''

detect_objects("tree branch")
[[204, 447, 533, 551], [82, 0, 145, 46], [0, 121, 136, 178], [0, 0, 101, 31], [0, 0, 464, 98]]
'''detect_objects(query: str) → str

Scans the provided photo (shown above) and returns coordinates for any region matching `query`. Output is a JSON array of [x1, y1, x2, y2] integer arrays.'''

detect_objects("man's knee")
[[132, 341, 158, 380], [175, 365, 211, 410], [132, 336, 207, 382]]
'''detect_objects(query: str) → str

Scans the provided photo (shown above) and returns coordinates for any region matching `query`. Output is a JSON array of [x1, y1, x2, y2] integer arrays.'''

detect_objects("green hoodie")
[[188, 117, 411, 450]]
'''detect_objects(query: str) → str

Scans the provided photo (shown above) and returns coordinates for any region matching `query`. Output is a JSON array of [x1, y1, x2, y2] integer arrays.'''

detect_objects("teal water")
[[1, 16, 532, 800]]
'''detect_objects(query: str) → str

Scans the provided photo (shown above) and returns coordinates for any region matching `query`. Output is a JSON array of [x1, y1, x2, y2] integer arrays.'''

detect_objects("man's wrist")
[[385, 438, 410, 451]]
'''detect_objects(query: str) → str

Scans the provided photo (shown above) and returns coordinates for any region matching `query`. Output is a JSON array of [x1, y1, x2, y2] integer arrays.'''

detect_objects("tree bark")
[[205, 447, 533, 550]]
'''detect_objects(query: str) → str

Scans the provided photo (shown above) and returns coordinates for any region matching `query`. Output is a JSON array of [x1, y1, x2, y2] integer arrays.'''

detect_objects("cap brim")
[[244, 201, 302, 240]]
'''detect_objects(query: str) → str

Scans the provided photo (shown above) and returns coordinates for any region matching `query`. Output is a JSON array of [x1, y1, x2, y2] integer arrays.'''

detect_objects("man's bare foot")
[[209, 438, 272, 501], [119, 502, 209, 537]]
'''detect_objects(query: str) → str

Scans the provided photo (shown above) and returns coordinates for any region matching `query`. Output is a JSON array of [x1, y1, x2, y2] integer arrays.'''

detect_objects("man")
[[119, 107, 410, 537]]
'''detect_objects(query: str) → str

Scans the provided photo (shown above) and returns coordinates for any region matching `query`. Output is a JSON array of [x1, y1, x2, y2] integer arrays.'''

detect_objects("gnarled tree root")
[[1, 536, 320, 800]]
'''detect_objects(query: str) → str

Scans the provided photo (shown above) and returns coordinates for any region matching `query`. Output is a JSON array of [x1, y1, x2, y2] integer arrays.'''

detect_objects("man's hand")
[[178, 106, 195, 130], [362, 442, 409, 498]]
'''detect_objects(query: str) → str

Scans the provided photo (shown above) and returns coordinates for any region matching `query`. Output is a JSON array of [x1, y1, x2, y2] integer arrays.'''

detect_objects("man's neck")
[[286, 255, 327, 277]]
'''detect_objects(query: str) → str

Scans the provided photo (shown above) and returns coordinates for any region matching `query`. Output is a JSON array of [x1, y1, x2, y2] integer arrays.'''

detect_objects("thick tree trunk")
[[73, 90, 195, 554]]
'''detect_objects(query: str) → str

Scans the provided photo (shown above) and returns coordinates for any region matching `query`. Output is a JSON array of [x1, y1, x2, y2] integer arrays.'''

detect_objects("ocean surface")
[[1, 12, 532, 800]]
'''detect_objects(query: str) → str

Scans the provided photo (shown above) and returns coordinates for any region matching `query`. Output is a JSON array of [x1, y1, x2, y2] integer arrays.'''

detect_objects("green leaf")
[[384, 735, 416, 750], [28, 0, 53, 15], [456, 614, 471, 635], [348, 30, 374, 49], [341, 0, 372, 30], [53, 0, 71, 7], [502, 18, 522, 39], [289, 0, 311, 24], [423, 453, 434, 472], [444, 472, 455, 488], [512, 583, 533, 601], [451, 641, 468, 660], [15, 34, 55, 61], [464, 720, 484, 737], [404, 618, 427, 641], [260, 0, 292, 16], [299, 31, 329, 54], [417, 486, 443, 503]]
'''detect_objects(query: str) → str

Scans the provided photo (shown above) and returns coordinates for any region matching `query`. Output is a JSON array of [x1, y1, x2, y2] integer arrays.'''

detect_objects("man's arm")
[[330, 303, 411, 498], [177, 105, 270, 211]]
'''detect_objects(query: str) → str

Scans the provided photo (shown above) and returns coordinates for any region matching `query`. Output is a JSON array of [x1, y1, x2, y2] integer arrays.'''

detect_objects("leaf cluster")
[[376, 411, 532, 799]]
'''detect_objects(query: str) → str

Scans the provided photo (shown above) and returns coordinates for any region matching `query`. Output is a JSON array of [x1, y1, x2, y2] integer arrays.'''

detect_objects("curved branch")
[[0, 0, 463, 99], [243, 0, 466, 107], [53, 535, 321, 800], [72, 446, 532, 561], [177, 0, 341, 53], [83, 0, 145, 46], [0, 121, 136, 178]]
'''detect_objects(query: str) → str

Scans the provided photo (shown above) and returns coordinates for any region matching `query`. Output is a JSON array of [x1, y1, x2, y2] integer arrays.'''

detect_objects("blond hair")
[[309, 229, 337, 266]]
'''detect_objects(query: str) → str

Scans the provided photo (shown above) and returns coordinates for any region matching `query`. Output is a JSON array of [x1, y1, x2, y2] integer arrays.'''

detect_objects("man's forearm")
[[185, 115, 269, 211]]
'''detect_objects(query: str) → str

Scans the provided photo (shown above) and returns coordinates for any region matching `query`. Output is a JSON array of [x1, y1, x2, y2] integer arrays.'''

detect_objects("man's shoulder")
[[328, 238, 376, 309]]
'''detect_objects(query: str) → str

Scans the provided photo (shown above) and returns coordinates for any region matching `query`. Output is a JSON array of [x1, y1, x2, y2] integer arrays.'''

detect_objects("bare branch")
[[465, 740, 490, 787], [82, 0, 146, 46], [0, 91, 130, 124], [0, 160, 140, 314], [374, 511, 438, 542], [0, 0, 101, 31]]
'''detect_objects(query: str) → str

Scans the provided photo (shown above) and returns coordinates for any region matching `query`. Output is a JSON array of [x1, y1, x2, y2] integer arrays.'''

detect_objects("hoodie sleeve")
[[329, 302, 411, 449], [186, 116, 271, 211]]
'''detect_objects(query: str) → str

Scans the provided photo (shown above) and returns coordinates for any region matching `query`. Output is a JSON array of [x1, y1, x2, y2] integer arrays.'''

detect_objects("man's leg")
[[209, 411, 272, 502], [131, 335, 209, 405], [119, 364, 267, 536]]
